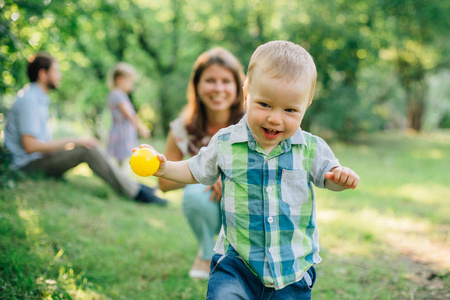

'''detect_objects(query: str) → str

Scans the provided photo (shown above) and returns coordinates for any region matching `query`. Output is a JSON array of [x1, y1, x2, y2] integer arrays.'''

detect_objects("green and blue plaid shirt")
[[188, 116, 340, 290]]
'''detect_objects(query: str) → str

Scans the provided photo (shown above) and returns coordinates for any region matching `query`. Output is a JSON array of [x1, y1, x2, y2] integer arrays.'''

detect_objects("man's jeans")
[[206, 248, 316, 300], [22, 146, 139, 199]]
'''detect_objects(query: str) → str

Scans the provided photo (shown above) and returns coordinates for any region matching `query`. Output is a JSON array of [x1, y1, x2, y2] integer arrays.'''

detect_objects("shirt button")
[[266, 187, 272, 193], [269, 248, 274, 253], [268, 217, 273, 223]]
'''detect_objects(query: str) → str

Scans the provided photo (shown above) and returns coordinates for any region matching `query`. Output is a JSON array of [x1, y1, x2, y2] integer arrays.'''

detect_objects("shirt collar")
[[29, 82, 50, 105], [229, 114, 308, 151]]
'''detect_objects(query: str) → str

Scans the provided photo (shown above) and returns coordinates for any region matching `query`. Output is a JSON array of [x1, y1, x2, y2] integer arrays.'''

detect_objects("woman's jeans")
[[206, 248, 316, 300], [182, 184, 221, 260]]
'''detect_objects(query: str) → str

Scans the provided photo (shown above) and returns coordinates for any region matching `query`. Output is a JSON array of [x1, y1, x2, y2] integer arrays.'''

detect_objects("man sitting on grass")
[[4, 52, 167, 206]]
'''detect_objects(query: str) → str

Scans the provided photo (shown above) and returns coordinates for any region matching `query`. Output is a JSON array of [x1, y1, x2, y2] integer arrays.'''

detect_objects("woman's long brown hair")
[[183, 47, 245, 144]]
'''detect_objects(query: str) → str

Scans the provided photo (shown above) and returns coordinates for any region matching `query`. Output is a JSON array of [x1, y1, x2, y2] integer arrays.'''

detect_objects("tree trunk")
[[405, 80, 426, 131], [396, 57, 427, 132], [159, 78, 172, 135]]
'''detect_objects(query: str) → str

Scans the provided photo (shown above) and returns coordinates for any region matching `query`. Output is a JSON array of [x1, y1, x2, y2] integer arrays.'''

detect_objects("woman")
[[159, 47, 245, 279]]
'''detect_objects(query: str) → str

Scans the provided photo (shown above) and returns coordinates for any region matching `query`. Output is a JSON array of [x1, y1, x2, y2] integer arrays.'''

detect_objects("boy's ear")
[[243, 90, 248, 109], [307, 93, 314, 108], [243, 78, 248, 108]]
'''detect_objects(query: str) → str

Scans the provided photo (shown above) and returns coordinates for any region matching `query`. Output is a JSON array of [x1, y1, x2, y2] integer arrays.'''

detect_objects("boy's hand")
[[324, 166, 359, 190], [132, 144, 167, 177], [133, 144, 197, 184]]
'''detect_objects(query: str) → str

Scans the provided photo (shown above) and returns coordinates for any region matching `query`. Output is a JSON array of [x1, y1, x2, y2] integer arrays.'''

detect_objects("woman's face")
[[196, 64, 237, 113]]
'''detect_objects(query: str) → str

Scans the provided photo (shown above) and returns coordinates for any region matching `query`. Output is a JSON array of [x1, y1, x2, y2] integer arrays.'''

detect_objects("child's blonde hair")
[[107, 62, 137, 89], [244, 40, 317, 104]]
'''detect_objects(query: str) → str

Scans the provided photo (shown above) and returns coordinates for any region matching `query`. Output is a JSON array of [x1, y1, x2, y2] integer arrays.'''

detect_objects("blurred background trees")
[[1, 0, 449, 141]]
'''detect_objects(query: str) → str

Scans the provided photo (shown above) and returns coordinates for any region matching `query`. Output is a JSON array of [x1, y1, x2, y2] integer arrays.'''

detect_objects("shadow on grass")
[[1, 174, 208, 299], [0, 197, 43, 299], [0, 181, 109, 299], [315, 251, 450, 300]]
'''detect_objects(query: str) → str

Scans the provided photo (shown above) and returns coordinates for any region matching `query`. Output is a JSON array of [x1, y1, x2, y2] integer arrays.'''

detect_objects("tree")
[[377, 0, 450, 131], [1, 0, 449, 142]]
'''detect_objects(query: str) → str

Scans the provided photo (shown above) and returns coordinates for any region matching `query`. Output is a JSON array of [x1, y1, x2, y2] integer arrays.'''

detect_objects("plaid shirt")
[[188, 116, 340, 290]]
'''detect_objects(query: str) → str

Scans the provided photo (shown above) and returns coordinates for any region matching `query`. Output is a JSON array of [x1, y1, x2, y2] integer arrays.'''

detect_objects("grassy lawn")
[[1, 131, 449, 299]]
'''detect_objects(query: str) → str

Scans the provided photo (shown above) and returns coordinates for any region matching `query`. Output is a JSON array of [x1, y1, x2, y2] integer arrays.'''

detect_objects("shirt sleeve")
[[187, 134, 221, 186], [17, 96, 41, 138], [310, 136, 340, 189], [109, 90, 127, 107]]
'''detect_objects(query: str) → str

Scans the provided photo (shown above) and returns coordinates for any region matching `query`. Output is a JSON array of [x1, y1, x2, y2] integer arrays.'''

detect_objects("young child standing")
[[136, 41, 360, 299], [107, 62, 150, 165]]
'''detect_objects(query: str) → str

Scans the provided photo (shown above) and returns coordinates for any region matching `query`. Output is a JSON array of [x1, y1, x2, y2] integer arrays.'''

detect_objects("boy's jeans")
[[206, 248, 316, 300]]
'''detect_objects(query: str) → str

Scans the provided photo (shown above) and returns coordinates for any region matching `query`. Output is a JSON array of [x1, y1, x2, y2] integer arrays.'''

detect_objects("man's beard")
[[46, 81, 57, 90]]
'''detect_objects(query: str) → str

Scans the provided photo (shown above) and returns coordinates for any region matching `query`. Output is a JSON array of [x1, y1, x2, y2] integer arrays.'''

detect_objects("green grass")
[[1, 131, 449, 299]]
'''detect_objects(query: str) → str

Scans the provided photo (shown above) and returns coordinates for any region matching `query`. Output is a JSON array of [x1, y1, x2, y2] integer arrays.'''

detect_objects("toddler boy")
[[143, 40, 359, 299]]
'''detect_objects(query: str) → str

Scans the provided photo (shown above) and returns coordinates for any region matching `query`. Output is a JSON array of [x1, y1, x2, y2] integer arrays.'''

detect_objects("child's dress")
[[107, 89, 138, 162]]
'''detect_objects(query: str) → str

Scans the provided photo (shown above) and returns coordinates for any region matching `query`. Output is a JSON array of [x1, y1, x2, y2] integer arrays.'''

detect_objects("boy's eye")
[[285, 108, 296, 112], [259, 102, 270, 108]]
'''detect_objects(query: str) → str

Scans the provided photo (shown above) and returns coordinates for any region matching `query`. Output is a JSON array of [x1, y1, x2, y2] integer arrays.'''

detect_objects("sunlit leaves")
[[1, 0, 449, 136]]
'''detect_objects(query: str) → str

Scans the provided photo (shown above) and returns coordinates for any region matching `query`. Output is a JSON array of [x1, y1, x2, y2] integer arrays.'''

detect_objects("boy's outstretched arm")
[[324, 166, 359, 191], [135, 145, 199, 184]]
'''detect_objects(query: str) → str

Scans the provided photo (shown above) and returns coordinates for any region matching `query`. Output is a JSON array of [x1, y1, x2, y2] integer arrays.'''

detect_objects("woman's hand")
[[205, 179, 222, 203]]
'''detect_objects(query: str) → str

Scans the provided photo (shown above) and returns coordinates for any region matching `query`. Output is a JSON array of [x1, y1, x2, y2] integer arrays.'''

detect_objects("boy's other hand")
[[324, 166, 359, 190]]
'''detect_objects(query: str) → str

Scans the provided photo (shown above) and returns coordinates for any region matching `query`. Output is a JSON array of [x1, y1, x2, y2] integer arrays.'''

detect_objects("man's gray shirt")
[[4, 83, 52, 169]]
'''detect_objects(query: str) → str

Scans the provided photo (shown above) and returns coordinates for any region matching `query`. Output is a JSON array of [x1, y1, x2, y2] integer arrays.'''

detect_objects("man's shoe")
[[134, 185, 168, 206]]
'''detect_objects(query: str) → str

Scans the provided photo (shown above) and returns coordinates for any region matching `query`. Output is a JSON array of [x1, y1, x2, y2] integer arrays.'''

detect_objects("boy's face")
[[244, 68, 312, 153]]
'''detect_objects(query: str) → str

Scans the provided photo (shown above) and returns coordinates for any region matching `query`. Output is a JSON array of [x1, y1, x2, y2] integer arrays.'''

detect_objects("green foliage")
[[1, 0, 450, 139], [0, 145, 26, 190], [439, 114, 450, 129]]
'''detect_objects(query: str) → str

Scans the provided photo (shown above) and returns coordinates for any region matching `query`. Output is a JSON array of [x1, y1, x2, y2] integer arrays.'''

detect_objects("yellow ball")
[[129, 147, 160, 177]]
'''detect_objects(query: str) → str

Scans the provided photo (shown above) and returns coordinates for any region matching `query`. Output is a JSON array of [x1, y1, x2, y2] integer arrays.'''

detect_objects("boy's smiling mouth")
[[262, 127, 281, 139]]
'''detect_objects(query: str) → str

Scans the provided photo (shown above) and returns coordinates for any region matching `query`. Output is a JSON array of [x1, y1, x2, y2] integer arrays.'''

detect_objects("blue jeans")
[[206, 248, 316, 300]]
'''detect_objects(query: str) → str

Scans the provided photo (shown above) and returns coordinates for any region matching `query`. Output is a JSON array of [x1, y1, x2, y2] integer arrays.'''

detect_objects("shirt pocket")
[[281, 170, 310, 207]]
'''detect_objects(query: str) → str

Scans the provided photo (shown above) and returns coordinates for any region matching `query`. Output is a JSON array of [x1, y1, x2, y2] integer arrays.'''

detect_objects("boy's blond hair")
[[107, 62, 137, 89], [244, 40, 317, 104]]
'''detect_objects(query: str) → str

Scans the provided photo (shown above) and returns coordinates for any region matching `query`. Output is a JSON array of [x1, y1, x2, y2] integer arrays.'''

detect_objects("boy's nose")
[[267, 111, 282, 125]]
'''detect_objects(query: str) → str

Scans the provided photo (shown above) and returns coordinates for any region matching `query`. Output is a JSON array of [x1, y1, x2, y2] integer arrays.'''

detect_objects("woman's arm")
[[158, 131, 188, 192]]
